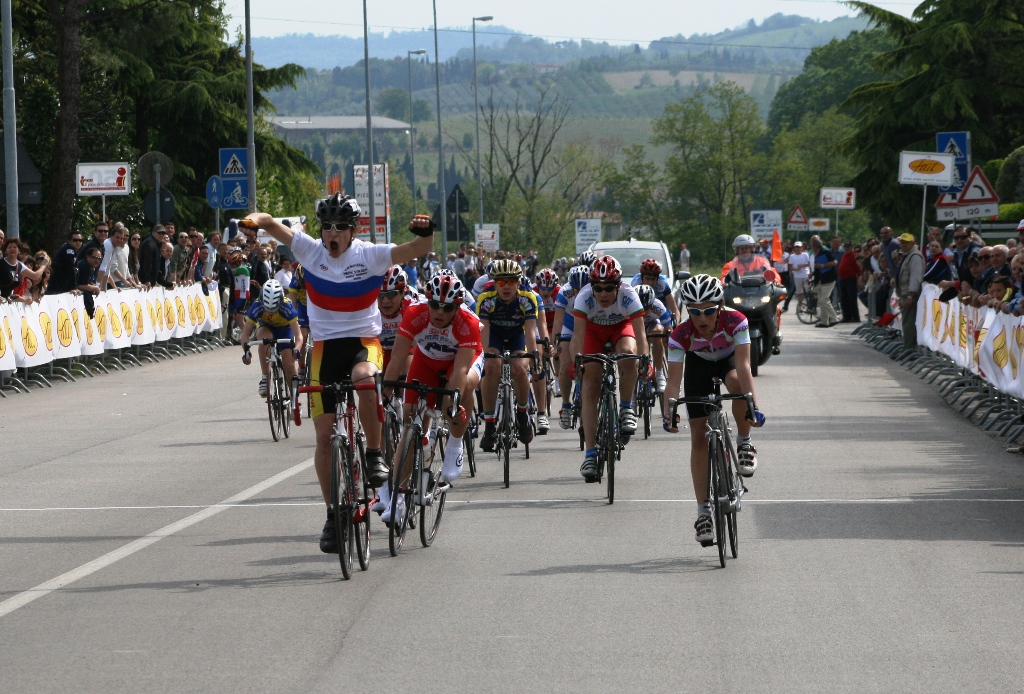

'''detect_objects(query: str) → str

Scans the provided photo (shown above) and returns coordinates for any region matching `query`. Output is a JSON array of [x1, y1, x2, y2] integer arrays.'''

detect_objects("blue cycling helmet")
[[567, 264, 590, 291]]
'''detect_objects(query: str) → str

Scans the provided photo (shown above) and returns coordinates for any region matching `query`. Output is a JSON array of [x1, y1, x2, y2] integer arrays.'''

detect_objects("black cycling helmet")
[[316, 193, 361, 225]]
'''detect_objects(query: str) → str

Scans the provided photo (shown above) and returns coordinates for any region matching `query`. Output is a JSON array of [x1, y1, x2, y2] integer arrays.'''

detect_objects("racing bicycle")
[[247, 338, 295, 442], [383, 380, 459, 555], [483, 351, 536, 488], [670, 379, 754, 568], [297, 375, 386, 579], [575, 352, 642, 504]]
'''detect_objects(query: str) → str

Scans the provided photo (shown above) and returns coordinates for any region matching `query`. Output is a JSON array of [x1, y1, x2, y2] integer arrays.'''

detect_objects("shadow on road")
[[510, 555, 714, 576]]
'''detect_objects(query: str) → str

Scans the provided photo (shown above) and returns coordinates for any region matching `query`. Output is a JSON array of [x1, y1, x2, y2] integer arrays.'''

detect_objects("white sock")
[[376, 481, 390, 502], [737, 435, 751, 447], [443, 437, 465, 481], [697, 502, 711, 517]]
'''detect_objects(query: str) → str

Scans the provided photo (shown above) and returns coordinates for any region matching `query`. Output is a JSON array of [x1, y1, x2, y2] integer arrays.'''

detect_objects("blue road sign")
[[206, 175, 223, 208], [220, 179, 249, 210], [937, 131, 970, 194], [219, 148, 248, 180]]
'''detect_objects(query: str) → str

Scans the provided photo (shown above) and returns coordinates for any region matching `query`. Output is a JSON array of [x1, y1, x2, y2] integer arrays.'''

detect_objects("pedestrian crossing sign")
[[219, 148, 248, 179]]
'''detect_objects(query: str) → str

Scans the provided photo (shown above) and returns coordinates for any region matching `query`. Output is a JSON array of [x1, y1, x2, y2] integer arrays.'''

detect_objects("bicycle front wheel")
[[604, 392, 617, 504], [332, 438, 355, 579], [278, 373, 291, 439], [796, 296, 816, 325], [464, 427, 477, 478], [420, 427, 448, 547], [717, 437, 739, 559], [354, 434, 371, 571], [710, 435, 728, 568], [389, 425, 420, 557], [267, 362, 280, 442]]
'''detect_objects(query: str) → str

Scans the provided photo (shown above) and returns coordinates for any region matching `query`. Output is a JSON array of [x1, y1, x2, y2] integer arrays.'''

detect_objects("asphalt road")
[[3, 319, 1024, 692]]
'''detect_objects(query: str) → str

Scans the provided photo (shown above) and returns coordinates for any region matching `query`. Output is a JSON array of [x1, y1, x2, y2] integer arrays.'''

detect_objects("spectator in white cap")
[[784, 240, 810, 312]]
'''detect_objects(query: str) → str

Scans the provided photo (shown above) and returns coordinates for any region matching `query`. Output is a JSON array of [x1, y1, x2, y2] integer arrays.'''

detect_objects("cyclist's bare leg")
[[281, 348, 298, 382], [511, 353, 531, 403], [352, 360, 382, 450], [649, 326, 666, 369], [725, 369, 752, 438], [531, 365, 546, 411], [581, 363, 601, 450], [481, 347, 500, 413], [689, 415, 710, 503], [443, 367, 480, 440], [255, 326, 273, 377], [558, 341, 573, 407], [313, 413, 337, 505], [615, 335, 639, 402]]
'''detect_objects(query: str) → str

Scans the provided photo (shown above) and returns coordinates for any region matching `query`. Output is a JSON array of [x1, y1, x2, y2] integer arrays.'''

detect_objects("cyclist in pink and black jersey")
[[664, 273, 763, 545]]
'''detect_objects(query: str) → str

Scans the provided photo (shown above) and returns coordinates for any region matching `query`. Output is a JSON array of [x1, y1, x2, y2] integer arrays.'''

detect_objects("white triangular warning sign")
[[787, 205, 808, 225], [223, 154, 246, 176], [958, 166, 999, 204], [935, 192, 960, 208]]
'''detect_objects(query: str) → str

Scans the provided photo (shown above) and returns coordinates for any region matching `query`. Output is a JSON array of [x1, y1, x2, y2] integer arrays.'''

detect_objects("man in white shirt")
[[274, 258, 293, 289], [98, 225, 136, 289], [784, 241, 811, 311], [678, 242, 691, 273]]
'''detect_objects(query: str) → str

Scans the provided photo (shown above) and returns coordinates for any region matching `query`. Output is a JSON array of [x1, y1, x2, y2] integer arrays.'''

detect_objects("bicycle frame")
[[248, 337, 295, 441], [483, 351, 536, 487]]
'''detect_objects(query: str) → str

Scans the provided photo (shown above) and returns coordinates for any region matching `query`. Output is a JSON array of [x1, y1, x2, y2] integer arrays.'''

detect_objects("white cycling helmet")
[[260, 279, 285, 312], [733, 234, 756, 249], [679, 273, 724, 305]]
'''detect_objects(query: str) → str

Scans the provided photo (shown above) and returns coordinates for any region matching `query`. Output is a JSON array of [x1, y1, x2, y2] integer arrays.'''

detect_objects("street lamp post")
[[2, 0, 19, 237], [432, 0, 446, 258], [472, 16, 492, 232], [244, 0, 257, 213], [408, 49, 427, 216], [362, 0, 377, 242]]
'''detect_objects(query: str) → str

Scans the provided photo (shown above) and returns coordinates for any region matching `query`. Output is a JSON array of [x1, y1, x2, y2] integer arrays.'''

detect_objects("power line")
[[249, 16, 842, 51]]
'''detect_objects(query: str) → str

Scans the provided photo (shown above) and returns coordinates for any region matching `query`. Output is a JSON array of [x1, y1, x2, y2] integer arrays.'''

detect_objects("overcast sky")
[[223, 0, 918, 43]]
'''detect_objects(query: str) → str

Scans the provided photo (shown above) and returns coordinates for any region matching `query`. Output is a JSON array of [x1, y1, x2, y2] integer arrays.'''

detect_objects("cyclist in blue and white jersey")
[[631, 258, 680, 324], [635, 283, 672, 393], [553, 264, 589, 428]]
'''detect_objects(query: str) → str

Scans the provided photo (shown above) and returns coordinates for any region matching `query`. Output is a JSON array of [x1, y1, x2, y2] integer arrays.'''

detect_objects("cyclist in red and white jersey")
[[379, 265, 420, 376], [381, 274, 483, 524], [664, 273, 763, 544], [569, 255, 650, 482]]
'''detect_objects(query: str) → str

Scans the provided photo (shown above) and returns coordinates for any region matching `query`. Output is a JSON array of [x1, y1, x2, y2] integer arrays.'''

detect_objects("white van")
[[589, 238, 680, 285]]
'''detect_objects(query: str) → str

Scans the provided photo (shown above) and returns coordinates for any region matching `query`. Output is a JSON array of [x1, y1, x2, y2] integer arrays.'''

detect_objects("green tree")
[[844, 0, 1024, 228], [767, 29, 893, 135], [654, 81, 764, 261]]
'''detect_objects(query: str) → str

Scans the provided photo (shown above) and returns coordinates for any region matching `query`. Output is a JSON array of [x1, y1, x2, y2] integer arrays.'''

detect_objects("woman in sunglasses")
[[664, 273, 763, 545], [381, 274, 483, 523]]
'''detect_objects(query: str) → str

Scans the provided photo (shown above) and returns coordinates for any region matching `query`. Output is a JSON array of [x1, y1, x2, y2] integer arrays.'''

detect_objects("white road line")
[[2, 497, 1024, 513], [0, 458, 313, 620]]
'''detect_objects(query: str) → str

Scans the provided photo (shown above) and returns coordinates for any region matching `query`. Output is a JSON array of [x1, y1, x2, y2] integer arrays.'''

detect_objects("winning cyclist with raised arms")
[[242, 194, 434, 553], [663, 274, 763, 544]]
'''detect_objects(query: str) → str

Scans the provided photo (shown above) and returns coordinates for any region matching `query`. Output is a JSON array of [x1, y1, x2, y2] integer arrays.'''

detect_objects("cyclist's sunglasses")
[[687, 306, 719, 317], [427, 299, 456, 312], [322, 222, 353, 232], [494, 278, 519, 287], [953, 234, 968, 240], [591, 283, 619, 293], [379, 290, 402, 300]]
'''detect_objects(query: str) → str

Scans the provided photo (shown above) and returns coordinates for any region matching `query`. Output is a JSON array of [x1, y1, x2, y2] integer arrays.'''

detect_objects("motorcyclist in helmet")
[[721, 234, 781, 284]]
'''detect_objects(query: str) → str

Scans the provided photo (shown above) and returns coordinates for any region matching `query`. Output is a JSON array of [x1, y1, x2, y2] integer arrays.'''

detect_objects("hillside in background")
[[255, 14, 869, 71]]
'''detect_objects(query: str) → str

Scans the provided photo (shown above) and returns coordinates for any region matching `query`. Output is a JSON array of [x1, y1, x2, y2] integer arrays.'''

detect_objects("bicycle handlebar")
[[576, 352, 642, 366], [483, 351, 538, 365], [298, 381, 378, 395], [246, 338, 295, 348], [383, 379, 461, 416], [669, 393, 756, 419]]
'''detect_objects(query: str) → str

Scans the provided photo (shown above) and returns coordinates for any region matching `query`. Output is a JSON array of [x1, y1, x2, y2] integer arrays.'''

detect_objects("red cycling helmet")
[[536, 268, 558, 289], [639, 258, 662, 277], [381, 265, 408, 292], [425, 274, 464, 305], [589, 255, 622, 283]]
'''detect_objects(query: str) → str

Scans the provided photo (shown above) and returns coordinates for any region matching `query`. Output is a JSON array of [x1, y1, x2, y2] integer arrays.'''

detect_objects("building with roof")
[[267, 115, 414, 145]]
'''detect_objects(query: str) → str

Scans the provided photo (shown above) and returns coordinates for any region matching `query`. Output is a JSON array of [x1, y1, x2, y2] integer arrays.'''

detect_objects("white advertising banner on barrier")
[[0, 286, 221, 371]]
